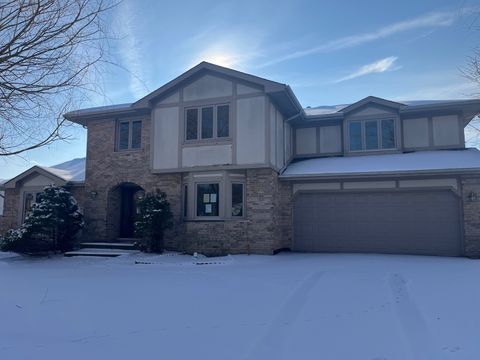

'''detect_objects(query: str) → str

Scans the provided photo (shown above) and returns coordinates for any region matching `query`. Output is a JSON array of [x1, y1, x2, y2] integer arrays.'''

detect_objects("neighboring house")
[[2, 62, 480, 257], [0, 158, 85, 231]]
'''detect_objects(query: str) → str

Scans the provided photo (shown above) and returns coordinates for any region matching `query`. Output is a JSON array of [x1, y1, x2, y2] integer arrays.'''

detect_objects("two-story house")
[[2, 62, 480, 257]]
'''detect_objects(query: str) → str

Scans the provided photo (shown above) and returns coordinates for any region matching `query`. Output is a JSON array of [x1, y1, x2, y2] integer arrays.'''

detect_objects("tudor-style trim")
[[340, 96, 406, 114], [133, 62, 288, 109]]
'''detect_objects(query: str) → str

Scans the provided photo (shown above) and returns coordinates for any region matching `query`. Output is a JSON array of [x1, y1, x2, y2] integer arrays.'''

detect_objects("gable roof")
[[132, 61, 288, 108], [303, 98, 480, 125], [2, 158, 86, 189], [338, 96, 406, 114], [64, 62, 304, 124]]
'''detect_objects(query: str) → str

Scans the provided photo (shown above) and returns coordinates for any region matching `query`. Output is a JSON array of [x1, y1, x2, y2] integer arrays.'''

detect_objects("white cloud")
[[113, 0, 149, 99], [333, 56, 399, 83], [259, 10, 456, 68]]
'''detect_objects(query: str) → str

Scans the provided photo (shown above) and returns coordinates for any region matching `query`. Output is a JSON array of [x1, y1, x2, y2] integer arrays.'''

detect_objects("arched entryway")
[[107, 182, 144, 240]]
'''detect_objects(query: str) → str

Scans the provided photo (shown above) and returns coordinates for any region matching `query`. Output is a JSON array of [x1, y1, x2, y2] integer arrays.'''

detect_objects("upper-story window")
[[185, 104, 230, 141], [349, 118, 395, 151], [117, 119, 142, 151]]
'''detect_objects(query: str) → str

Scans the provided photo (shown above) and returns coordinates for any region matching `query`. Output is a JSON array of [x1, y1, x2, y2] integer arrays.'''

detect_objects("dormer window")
[[185, 104, 230, 142], [348, 118, 395, 151]]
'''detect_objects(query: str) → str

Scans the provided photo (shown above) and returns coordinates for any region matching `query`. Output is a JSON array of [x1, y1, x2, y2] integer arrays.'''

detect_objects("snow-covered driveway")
[[0, 252, 479, 360]]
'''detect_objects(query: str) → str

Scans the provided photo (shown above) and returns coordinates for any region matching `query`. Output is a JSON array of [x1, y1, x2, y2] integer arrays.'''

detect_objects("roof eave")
[[279, 167, 480, 181], [64, 107, 147, 125]]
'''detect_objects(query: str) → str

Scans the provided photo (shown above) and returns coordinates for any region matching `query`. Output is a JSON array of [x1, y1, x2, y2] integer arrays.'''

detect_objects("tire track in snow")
[[388, 273, 445, 360], [244, 271, 323, 360]]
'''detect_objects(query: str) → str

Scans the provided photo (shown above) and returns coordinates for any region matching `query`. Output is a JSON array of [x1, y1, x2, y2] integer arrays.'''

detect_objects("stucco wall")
[[152, 106, 180, 169], [236, 96, 266, 165]]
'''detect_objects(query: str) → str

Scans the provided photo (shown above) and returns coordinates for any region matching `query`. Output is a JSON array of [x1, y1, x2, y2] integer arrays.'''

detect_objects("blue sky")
[[1, 0, 480, 179]]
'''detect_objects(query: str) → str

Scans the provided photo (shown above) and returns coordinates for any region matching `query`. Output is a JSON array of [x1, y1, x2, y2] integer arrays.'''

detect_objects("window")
[[196, 183, 219, 217], [117, 120, 142, 151], [201, 107, 214, 139], [231, 183, 244, 217], [0, 191, 4, 216], [186, 109, 198, 140], [349, 119, 396, 151], [349, 122, 362, 151], [381, 119, 395, 149], [185, 104, 230, 141], [365, 121, 378, 150], [183, 185, 188, 218], [217, 105, 229, 138], [23, 192, 41, 221]]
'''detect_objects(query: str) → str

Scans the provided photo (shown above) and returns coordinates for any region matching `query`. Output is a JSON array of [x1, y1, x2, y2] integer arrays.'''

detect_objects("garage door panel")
[[293, 190, 462, 256]]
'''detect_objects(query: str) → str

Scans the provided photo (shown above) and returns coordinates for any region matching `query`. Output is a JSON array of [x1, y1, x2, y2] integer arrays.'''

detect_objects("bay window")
[[196, 183, 219, 217], [182, 172, 245, 220], [231, 183, 244, 217]]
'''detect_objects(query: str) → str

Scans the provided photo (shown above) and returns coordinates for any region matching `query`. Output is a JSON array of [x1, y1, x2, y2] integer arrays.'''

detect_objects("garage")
[[293, 189, 462, 256]]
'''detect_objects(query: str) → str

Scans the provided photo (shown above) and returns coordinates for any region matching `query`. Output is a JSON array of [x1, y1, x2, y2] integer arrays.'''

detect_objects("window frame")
[[230, 182, 245, 218], [184, 103, 231, 143], [347, 117, 396, 152], [183, 172, 246, 221], [194, 181, 222, 219], [116, 118, 143, 151]]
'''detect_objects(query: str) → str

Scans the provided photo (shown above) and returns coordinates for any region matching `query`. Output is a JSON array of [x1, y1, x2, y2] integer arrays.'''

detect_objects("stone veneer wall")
[[461, 175, 480, 258]]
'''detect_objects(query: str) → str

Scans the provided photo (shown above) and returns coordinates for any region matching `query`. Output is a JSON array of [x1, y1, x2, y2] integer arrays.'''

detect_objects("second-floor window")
[[118, 119, 142, 151], [185, 104, 230, 141], [349, 118, 395, 151]]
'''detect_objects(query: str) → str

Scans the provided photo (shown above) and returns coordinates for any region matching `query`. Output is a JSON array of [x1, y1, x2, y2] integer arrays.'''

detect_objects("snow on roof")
[[304, 104, 348, 116], [65, 103, 132, 117], [41, 157, 86, 182], [281, 149, 480, 178], [303, 100, 467, 116]]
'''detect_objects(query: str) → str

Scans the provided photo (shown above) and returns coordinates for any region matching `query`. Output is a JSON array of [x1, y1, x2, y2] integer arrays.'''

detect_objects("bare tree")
[[0, 0, 115, 156]]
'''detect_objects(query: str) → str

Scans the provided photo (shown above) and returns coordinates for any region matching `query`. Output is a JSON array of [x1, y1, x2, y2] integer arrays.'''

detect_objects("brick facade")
[[0, 187, 20, 234], [78, 116, 291, 255], [461, 176, 480, 258], [178, 168, 292, 256]]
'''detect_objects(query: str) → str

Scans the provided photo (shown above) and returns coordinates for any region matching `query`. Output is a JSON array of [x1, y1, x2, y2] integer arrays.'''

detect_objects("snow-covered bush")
[[0, 186, 84, 255], [135, 190, 173, 253]]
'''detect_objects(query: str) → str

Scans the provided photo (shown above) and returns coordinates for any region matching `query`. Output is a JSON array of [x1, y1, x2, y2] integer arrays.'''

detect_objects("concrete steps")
[[64, 240, 139, 257], [79, 242, 137, 250]]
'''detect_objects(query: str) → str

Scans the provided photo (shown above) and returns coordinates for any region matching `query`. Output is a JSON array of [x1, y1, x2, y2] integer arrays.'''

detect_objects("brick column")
[[461, 176, 480, 258]]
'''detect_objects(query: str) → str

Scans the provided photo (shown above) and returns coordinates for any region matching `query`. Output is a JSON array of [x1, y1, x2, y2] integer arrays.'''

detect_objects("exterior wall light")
[[468, 191, 479, 202], [136, 190, 145, 201], [90, 190, 98, 198]]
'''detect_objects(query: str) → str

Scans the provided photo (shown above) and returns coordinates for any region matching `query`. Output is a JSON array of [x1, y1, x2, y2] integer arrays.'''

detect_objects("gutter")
[[279, 167, 480, 181]]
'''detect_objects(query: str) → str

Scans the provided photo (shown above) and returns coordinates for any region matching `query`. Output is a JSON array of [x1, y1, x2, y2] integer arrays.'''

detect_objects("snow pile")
[[0, 253, 479, 359], [282, 148, 480, 178]]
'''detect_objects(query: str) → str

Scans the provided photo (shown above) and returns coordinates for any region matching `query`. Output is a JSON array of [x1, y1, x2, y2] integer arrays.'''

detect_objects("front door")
[[120, 188, 136, 238]]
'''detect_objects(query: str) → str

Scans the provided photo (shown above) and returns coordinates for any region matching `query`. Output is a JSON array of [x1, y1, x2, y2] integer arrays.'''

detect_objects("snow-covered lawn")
[[1, 252, 479, 360]]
